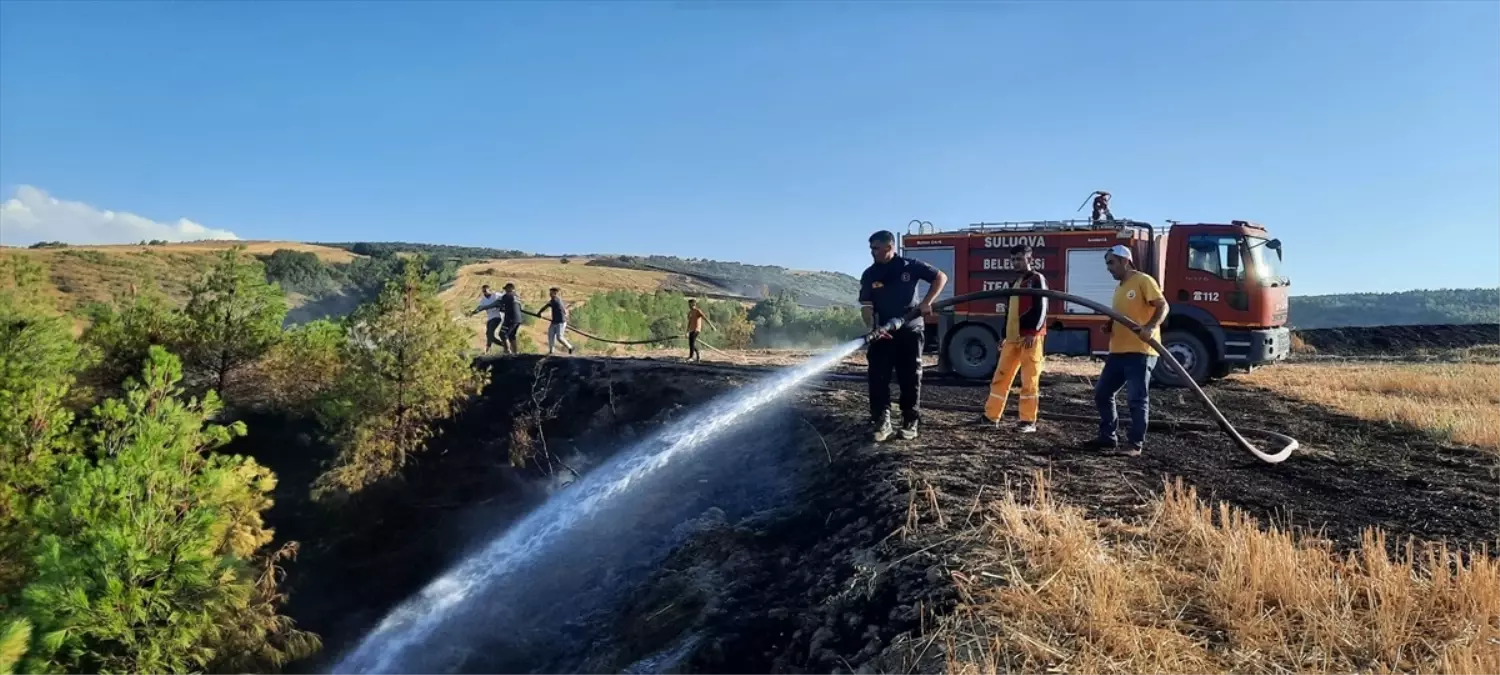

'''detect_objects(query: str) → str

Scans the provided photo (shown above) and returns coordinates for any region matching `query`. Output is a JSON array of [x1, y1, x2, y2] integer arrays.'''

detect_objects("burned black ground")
[[241, 351, 1500, 674]]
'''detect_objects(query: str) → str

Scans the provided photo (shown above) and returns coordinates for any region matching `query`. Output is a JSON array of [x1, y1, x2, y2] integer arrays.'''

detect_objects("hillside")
[[1289, 288, 1499, 329], [314, 243, 864, 308], [581, 255, 861, 308], [1, 241, 358, 321], [438, 256, 735, 352]]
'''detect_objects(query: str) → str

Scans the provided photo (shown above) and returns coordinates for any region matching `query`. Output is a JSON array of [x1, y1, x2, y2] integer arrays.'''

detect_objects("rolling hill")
[[2, 241, 357, 322], [1289, 288, 1499, 329], [18, 240, 1494, 339]]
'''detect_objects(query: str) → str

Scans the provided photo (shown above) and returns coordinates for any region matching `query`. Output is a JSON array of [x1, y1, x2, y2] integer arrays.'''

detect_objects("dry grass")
[[1244, 361, 1500, 451], [439, 257, 730, 352], [944, 472, 1500, 674], [1290, 331, 1317, 354], [21, 240, 358, 262], [3, 242, 356, 326]]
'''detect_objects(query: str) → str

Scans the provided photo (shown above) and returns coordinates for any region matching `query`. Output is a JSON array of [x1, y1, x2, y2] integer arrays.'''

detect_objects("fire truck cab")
[[900, 218, 1292, 387]]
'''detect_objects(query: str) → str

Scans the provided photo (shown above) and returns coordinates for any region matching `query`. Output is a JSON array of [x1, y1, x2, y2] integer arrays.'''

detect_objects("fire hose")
[[851, 287, 1299, 464], [516, 307, 685, 346]]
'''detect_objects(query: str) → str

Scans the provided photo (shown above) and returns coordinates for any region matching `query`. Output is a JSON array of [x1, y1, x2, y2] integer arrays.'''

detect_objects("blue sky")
[[1, 1, 1496, 296]]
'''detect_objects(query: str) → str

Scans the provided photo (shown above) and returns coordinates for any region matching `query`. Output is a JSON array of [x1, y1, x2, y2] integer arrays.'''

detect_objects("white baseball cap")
[[1106, 244, 1133, 262]]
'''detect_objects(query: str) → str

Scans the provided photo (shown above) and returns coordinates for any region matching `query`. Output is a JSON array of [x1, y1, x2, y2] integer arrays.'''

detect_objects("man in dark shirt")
[[860, 230, 948, 441], [497, 283, 523, 355], [544, 287, 575, 355]]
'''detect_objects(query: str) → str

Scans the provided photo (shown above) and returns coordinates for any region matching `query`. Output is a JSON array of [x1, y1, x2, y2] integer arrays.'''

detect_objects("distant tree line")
[[258, 248, 461, 306], [316, 242, 537, 265], [1289, 288, 1499, 328], [569, 290, 753, 351], [567, 289, 865, 350]]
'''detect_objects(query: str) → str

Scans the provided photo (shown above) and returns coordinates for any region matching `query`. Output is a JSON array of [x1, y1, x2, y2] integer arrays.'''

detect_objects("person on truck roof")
[[1091, 244, 1169, 457], [983, 244, 1048, 433], [861, 229, 948, 442], [1090, 191, 1114, 224]]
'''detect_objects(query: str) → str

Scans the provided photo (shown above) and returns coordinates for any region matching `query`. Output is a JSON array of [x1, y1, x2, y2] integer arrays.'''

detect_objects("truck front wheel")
[[946, 324, 1000, 380], [1155, 330, 1211, 387]]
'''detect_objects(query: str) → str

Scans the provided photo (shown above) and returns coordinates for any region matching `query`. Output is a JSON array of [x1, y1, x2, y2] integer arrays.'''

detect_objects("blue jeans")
[[1095, 353, 1158, 447]]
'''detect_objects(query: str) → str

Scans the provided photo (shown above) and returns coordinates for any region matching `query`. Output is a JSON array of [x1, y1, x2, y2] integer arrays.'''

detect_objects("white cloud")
[[0, 185, 240, 247]]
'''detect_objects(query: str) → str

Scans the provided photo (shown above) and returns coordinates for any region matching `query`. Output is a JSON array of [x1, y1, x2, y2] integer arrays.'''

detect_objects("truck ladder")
[[963, 218, 1152, 232]]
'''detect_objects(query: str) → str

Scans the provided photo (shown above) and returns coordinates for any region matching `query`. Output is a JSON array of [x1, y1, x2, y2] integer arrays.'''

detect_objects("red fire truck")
[[900, 218, 1292, 387]]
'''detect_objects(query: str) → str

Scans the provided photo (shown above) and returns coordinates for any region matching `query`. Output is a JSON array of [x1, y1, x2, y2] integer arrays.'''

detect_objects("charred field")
[[234, 326, 1500, 674]]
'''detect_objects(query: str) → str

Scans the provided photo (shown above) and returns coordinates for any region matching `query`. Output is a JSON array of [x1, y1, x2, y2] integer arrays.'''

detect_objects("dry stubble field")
[[590, 334, 1500, 673]]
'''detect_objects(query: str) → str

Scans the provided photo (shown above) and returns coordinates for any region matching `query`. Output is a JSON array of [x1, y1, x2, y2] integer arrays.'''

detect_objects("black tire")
[[946, 324, 999, 380], [1156, 330, 1211, 387]]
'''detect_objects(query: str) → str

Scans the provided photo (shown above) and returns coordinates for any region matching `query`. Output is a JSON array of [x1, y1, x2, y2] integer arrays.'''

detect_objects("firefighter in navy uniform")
[[861, 230, 948, 442]]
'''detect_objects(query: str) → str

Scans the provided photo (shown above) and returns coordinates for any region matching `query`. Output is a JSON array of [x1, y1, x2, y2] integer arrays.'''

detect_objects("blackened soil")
[[1296, 323, 1499, 356], [242, 352, 1500, 674]]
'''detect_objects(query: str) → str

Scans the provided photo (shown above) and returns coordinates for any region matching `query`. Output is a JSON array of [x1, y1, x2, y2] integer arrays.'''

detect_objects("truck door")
[[1178, 234, 1257, 323], [900, 246, 956, 351], [902, 246, 956, 305]]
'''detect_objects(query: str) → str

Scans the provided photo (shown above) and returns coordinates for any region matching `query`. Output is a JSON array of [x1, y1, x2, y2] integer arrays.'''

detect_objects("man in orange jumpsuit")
[[983, 244, 1049, 433]]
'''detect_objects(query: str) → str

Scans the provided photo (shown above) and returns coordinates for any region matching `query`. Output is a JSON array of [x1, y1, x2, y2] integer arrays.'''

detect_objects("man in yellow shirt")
[[1091, 245, 1169, 457], [686, 299, 716, 362], [983, 244, 1048, 433]]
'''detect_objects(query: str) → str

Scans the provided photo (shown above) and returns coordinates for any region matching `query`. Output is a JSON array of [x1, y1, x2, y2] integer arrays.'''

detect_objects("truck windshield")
[[1245, 236, 1285, 286]]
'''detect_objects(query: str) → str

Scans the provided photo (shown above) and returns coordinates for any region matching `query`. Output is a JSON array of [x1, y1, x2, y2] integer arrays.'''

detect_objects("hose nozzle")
[[861, 317, 907, 343]]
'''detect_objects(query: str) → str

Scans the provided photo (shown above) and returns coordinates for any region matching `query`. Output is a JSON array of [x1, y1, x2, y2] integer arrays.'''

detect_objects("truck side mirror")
[[1268, 238, 1283, 260]]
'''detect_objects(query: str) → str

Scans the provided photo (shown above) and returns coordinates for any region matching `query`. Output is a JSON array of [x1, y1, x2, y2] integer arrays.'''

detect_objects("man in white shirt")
[[470, 284, 505, 353]]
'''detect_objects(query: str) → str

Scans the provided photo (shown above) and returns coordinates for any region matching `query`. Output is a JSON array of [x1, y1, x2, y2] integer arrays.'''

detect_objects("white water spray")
[[332, 340, 865, 674]]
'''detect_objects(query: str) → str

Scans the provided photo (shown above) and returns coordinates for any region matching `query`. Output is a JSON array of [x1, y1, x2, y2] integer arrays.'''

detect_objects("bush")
[[516, 330, 538, 354], [747, 293, 866, 348], [15, 347, 316, 674], [80, 291, 186, 398], [311, 257, 485, 500], [567, 290, 756, 350], [242, 320, 346, 415], [261, 249, 340, 298]]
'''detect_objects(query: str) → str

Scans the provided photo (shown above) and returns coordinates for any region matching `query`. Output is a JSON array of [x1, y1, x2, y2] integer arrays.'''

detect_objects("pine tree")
[[0, 256, 89, 599], [17, 347, 317, 674], [180, 248, 289, 398], [312, 257, 483, 500], [80, 289, 185, 398], [0, 618, 29, 675], [243, 319, 347, 416]]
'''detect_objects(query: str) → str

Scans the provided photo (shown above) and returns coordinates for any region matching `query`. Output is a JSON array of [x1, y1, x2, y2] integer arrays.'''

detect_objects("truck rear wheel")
[[1155, 330, 1211, 387], [946, 324, 999, 380]]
